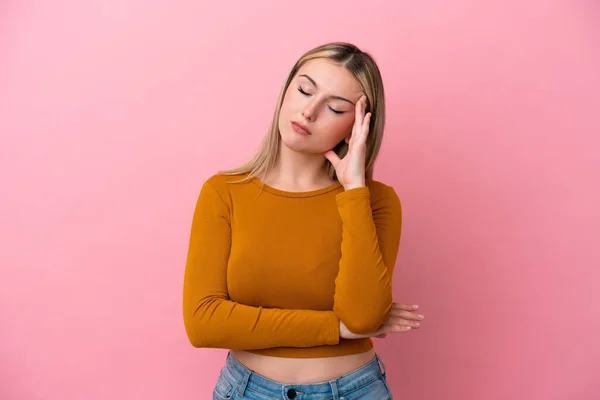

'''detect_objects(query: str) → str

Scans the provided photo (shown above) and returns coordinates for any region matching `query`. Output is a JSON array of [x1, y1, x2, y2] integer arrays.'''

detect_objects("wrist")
[[339, 320, 346, 338], [339, 319, 363, 340]]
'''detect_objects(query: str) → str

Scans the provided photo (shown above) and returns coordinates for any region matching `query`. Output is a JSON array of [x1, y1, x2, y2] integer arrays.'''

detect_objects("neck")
[[263, 142, 335, 191]]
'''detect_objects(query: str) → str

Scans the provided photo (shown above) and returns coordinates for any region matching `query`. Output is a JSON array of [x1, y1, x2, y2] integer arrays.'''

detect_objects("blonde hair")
[[219, 41, 386, 183]]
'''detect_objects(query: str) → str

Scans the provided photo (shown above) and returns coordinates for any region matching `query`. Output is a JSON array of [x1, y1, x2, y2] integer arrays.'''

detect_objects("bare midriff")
[[229, 348, 377, 384]]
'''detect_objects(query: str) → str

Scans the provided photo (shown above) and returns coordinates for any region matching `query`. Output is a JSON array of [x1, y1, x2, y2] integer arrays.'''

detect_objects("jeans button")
[[287, 388, 297, 399]]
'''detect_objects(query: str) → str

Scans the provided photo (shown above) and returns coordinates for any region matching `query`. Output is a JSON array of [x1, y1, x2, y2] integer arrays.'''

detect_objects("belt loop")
[[376, 354, 387, 377], [236, 368, 250, 397], [329, 380, 340, 400], [228, 351, 251, 398]]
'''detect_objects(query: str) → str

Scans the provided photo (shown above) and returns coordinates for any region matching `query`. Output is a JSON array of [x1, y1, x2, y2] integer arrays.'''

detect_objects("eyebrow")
[[298, 74, 356, 105]]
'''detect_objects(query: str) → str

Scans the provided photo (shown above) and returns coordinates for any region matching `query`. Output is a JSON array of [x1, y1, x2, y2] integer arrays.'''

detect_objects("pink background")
[[1, 0, 599, 399]]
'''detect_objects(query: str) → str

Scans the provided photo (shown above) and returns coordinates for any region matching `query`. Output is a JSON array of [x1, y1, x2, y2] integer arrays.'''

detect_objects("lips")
[[291, 121, 311, 135]]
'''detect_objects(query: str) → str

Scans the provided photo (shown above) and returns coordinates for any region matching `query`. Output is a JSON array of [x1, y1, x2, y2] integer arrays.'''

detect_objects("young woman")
[[183, 42, 424, 400]]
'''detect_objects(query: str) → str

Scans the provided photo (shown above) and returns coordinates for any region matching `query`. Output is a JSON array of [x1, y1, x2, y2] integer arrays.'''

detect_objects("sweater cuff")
[[335, 186, 370, 203], [327, 312, 340, 345]]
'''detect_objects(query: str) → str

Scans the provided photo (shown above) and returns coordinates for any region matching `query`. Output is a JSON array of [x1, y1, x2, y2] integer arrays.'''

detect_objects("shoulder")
[[366, 179, 401, 206], [365, 179, 402, 227], [204, 172, 249, 190], [196, 172, 249, 204]]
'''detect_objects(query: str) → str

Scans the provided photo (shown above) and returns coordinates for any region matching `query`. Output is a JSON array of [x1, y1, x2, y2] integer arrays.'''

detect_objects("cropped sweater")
[[182, 173, 402, 358]]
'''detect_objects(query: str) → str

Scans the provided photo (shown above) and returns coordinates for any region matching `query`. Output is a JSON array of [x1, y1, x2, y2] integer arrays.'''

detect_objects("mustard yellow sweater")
[[182, 173, 402, 358]]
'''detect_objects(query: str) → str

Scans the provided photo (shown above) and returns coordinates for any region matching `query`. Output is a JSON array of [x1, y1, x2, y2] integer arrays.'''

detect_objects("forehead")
[[295, 58, 363, 97]]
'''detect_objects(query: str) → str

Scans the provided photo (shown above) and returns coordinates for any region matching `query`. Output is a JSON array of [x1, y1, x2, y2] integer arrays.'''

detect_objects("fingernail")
[[418, 314, 424, 319], [414, 322, 420, 327], [413, 305, 419, 309]]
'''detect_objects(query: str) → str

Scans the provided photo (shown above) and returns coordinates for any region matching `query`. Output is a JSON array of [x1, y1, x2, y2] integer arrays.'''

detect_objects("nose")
[[301, 100, 317, 121]]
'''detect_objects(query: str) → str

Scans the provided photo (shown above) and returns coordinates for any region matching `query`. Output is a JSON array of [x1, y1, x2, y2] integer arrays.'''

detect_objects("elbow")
[[334, 294, 393, 335], [183, 314, 209, 348], [340, 314, 387, 335], [182, 299, 220, 349], [184, 316, 224, 349], [343, 321, 376, 336], [186, 335, 204, 349], [184, 328, 205, 348], [335, 306, 390, 335]]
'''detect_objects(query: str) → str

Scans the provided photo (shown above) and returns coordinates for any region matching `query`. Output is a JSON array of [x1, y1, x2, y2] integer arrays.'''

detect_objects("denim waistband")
[[222, 351, 387, 399]]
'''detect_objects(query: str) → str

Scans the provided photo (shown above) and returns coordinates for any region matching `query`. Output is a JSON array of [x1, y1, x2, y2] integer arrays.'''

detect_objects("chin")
[[280, 131, 312, 153]]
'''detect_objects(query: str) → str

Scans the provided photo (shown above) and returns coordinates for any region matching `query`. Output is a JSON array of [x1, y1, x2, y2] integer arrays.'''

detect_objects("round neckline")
[[251, 177, 343, 198]]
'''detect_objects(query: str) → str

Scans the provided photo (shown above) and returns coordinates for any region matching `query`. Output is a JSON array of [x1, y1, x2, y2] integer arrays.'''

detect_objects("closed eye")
[[298, 87, 345, 115], [298, 86, 311, 96]]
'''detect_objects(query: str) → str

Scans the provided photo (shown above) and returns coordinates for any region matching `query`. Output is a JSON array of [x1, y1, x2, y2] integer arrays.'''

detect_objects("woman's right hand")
[[339, 302, 424, 340]]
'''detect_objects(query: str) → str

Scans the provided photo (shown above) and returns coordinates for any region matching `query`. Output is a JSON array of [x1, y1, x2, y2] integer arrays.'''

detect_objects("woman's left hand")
[[324, 94, 371, 191]]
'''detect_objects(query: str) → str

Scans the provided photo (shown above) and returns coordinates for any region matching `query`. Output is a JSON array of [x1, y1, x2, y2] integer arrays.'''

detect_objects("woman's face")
[[278, 58, 365, 155]]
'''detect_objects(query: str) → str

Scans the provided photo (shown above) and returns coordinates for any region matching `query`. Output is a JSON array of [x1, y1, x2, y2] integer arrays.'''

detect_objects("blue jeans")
[[213, 351, 393, 400]]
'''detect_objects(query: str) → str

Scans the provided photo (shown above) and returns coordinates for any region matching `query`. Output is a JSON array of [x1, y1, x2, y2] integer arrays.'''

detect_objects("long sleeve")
[[332, 185, 402, 334], [182, 180, 340, 350]]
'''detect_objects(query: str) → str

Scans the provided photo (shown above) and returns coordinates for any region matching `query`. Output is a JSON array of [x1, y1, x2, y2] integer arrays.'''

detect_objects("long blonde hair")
[[219, 42, 386, 183]]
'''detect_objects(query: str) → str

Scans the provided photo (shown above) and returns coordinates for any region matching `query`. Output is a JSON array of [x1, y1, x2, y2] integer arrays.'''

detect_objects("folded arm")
[[182, 180, 340, 350], [332, 185, 403, 334]]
